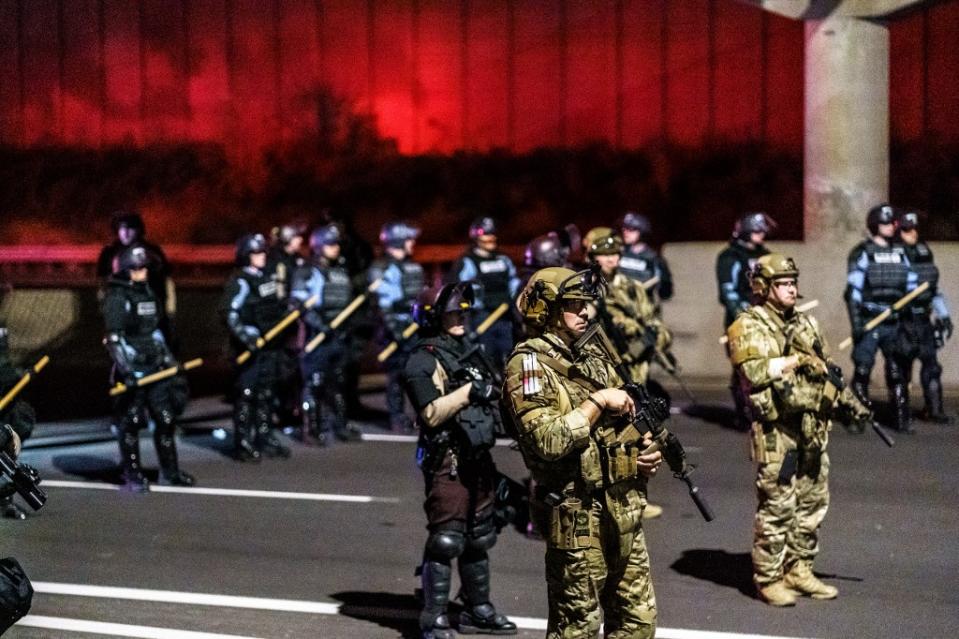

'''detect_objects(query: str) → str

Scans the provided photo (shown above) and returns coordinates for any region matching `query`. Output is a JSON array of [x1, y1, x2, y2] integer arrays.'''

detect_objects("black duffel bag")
[[0, 557, 32, 634]]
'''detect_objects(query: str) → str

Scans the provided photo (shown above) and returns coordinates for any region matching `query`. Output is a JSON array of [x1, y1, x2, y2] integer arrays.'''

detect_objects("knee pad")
[[885, 361, 905, 384], [467, 516, 498, 552], [425, 531, 465, 561]]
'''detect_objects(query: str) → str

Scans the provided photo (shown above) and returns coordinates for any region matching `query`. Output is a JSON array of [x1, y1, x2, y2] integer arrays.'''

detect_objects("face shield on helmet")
[[235, 233, 268, 266], [411, 283, 474, 335], [116, 245, 149, 275], [310, 224, 342, 252], [380, 221, 421, 249], [524, 233, 565, 268], [866, 204, 897, 236], [734, 212, 776, 240], [621, 212, 652, 237], [898, 210, 919, 232]]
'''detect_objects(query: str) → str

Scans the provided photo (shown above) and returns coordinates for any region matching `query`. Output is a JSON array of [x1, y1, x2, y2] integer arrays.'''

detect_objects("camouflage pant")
[[544, 497, 656, 639], [753, 447, 831, 585]]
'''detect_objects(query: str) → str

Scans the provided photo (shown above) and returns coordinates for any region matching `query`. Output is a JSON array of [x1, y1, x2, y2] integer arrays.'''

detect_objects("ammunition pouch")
[[749, 387, 780, 423], [598, 443, 642, 487], [751, 421, 784, 464], [417, 430, 451, 474], [547, 497, 595, 550]]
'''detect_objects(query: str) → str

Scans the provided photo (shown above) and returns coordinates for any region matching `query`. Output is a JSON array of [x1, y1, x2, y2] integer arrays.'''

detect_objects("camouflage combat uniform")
[[602, 273, 671, 384], [505, 333, 656, 638], [728, 301, 869, 588]]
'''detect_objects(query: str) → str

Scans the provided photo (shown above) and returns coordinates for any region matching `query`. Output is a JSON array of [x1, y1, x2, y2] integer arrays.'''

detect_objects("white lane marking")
[[40, 481, 399, 504], [33, 582, 815, 639], [18, 615, 264, 639]]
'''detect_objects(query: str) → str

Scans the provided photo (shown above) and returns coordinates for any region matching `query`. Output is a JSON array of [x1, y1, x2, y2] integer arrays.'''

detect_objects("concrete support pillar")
[[803, 16, 889, 244]]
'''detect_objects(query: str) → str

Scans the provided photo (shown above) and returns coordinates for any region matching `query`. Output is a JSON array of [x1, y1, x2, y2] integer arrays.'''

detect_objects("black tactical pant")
[[233, 348, 284, 452], [895, 314, 944, 415], [852, 319, 910, 431], [300, 336, 350, 438], [113, 378, 180, 476]]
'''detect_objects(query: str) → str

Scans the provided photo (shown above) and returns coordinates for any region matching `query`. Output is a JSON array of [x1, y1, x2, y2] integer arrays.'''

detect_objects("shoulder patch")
[[522, 352, 543, 397]]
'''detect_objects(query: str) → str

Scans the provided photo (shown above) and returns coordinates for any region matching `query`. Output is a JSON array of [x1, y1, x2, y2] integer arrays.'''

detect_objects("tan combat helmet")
[[518, 266, 599, 329], [749, 253, 799, 297], [583, 227, 623, 257]]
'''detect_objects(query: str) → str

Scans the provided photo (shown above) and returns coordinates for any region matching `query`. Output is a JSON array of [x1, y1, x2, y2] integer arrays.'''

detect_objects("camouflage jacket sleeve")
[[608, 276, 671, 347], [504, 350, 593, 461], [727, 312, 786, 390]]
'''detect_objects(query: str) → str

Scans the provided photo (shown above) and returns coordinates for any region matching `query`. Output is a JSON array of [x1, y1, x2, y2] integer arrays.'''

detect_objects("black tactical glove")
[[936, 316, 953, 341], [469, 380, 501, 404]]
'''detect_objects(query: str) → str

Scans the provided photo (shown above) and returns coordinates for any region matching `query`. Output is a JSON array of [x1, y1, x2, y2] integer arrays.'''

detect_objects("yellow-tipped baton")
[[109, 358, 204, 397], [305, 279, 384, 354], [837, 282, 930, 351], [0, 355, 50, 414], [377, 323, 421, 363], [641, 275, 660, 291], [473, 302, 510, 336], [719, 299, 820, 346], [236, 295, 319, 365]]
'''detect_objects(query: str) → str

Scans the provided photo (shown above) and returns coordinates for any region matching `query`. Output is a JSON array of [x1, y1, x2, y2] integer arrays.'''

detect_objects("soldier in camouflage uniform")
[[504, 267, 663, 638], [727, 254, 872, 606], [584, 227, 671, 385]]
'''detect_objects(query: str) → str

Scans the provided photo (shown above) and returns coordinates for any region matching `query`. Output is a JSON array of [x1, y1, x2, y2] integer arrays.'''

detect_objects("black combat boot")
[[155, 428, 195, 486], [118, 430, 150, 492], [920, 378, 952, 424], [233, 395, 261, 462], [331, 390, 361, 442], [851, 373, 871, 410], [297, 397, 327, 447], [420, 560, 454, 639], [891, 383, 914, 434], [458, 555, 517, 635], [256, 424, 292, 458]]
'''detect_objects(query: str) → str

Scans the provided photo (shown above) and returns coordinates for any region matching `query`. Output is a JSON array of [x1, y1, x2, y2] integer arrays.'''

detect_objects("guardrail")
[[0, 244, 526, 288]]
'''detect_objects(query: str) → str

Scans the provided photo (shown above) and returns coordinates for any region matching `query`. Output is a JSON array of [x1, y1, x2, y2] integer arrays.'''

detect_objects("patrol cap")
[[583, 227, 623, 256]]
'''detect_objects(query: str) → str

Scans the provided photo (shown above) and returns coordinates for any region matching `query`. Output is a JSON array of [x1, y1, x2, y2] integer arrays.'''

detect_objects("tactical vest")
[[465, 250, 512, 309], [104, 279, 164, 364], [375, 257, 424, 314], [418, 336, 498, 452], [234, 268, 286, 333], [509, 336, 645, 494], [860, 241, 909, 309], [317, 262, 352, 322], [619, 245, 656, 283], [905, 242, 938, 313]]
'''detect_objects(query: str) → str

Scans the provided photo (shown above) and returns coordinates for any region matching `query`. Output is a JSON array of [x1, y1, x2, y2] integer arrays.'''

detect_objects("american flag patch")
[[522, 353, 543, 397]]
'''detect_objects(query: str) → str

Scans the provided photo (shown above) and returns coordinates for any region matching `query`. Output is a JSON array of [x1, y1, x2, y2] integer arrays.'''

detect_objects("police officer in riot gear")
[[619, 212, 673, 306], [0, 307, 38, 518], [897, 210, 953, 423], [845, 204, 913, 432], [447, 217, 521, 366], [291, 224, 363, 445], [716, 212, 775, 329], [222, 234, 292, 461], [97, 210, 176, 345], [103, 246, 194, 491], [370, 221, 425, 433], [402, 283, 516, 639], [717, 212, 775, 429], [268, 222, 308, 300]]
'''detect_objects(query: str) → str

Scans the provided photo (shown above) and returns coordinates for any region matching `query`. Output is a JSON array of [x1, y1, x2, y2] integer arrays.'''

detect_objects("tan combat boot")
[[642, 503, 663, 520], [757, 581, 798, 607], [783, 562, 838, 600]]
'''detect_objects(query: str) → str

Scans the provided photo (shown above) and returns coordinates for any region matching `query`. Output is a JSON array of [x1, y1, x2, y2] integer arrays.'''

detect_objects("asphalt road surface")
[[4, 389, 957, 639]]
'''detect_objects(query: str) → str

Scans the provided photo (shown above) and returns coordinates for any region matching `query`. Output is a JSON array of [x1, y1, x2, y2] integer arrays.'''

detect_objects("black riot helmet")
[[468, 216, 497, 241], [898, 209, 920, 232], [866, 203, 897, 236], [524, 232, 566, 269], [235, 233, 269, 266], [411, 283, 474, 336], [621, 211, 652, 237], [310, 224, 342, 252], [734, 212, 776, 240], [379, 221, 421, 249], [116, 245, 149, 275], [272, 221, 307, 248], [111, 210, 145, 245]]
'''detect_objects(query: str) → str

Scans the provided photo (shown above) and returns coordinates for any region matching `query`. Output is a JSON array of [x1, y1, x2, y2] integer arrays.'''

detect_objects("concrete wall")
[[661, 241, 959, 386]]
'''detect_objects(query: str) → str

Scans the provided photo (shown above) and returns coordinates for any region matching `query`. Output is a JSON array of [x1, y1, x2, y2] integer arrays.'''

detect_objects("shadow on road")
[[683, 404, 746, 432], [51, 453, 150, 484], [331, 591, 432, 638], [670, 548, 754, 597]]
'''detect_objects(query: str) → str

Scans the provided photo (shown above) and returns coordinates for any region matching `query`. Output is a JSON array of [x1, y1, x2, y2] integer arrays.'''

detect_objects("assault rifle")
[[576, 321, 715, 522], [0, 446, 46, 512], [782, 327, 894, 448]]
